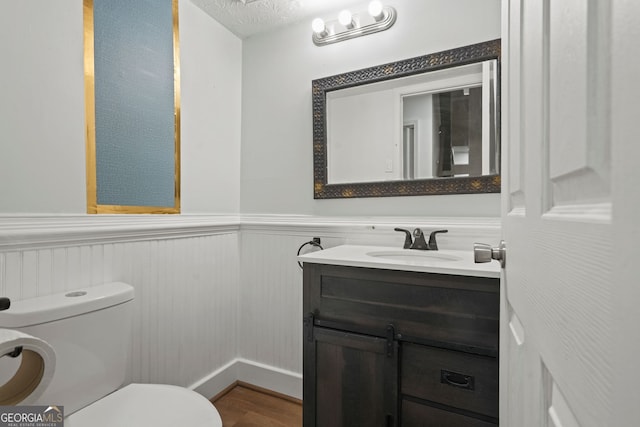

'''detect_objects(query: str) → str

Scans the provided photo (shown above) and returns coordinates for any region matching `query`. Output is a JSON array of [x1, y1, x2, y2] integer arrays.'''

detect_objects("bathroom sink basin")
[[366, 250, 463, 262]]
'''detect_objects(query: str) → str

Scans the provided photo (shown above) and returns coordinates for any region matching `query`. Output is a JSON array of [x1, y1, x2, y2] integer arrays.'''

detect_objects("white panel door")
[[500, 1, 640, 426]]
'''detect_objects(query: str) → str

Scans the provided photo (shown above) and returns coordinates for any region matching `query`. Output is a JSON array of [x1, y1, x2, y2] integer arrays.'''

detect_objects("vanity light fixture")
[[311, 18, 328, 38], [338, 9, 355, 30], [312, 1, 397, 47], [368, 0, 384, 21]]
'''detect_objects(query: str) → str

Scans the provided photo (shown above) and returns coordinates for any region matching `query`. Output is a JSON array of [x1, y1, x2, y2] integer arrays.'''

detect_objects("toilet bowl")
[[66, 384, 222, 427], [0, 282, 222, 426]]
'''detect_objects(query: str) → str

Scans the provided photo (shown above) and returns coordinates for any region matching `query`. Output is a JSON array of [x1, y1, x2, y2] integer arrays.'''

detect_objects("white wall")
[[180, 0, 242, 214], [241, 0, 502, 217], [0, 0, 499, 216], [0, 0, 86, 213], [0, 0, 242, 214]]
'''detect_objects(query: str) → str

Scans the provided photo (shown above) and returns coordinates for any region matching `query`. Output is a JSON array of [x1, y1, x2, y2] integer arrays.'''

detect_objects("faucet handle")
[[394, 228, 413, 249], [427, 230, 448, 250]]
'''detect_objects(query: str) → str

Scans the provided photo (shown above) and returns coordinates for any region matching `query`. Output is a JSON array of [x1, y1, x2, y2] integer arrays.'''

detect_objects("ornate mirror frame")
[[312, 39, 501, 199]]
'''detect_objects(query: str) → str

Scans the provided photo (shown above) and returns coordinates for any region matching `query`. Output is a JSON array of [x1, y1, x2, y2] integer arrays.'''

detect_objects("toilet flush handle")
[[0, 297, 21, 359]]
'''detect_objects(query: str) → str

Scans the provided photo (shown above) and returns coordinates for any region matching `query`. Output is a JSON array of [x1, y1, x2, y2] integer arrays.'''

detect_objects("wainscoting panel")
[[239, 232, 307, 376], [0, 216, 240, 391]]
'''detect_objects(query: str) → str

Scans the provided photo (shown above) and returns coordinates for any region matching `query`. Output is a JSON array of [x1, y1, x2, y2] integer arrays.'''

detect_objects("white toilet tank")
[[0, 282, 134, 415]]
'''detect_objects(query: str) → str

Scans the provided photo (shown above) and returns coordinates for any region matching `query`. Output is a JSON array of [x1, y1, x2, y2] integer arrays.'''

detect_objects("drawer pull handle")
[[441, 370, 475, 390]]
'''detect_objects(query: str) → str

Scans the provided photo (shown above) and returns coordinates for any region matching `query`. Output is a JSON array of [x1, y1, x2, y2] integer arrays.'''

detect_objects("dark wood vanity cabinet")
[[302, 263, 499, 427]]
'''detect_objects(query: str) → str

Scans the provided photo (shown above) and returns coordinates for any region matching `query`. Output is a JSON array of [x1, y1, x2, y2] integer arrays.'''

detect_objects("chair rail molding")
[[0, 215, 240, 251], [0, 214, 500, 252], [239, 214, 501, 251]]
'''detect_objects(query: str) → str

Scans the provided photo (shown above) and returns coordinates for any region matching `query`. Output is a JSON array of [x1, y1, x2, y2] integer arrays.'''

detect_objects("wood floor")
[[212, 384, 302, 427]]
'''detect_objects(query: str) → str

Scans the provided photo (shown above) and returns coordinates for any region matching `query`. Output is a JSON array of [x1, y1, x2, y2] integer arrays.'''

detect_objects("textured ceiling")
[[191, 0, 368, 38]]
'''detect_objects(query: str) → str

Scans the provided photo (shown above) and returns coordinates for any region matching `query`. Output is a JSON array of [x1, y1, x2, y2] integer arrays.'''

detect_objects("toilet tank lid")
[[0, 282, 134, 328]]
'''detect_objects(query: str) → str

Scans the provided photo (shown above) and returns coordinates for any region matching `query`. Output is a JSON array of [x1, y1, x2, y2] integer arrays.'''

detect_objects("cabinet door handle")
[[440, 370, 475, 390], [385, 324, 396, 358]]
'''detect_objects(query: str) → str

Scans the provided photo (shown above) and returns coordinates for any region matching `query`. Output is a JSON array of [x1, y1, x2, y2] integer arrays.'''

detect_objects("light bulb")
[[368, 1, 384, 20], [338, 10, 354, 28], [312, 18, 326, 34]]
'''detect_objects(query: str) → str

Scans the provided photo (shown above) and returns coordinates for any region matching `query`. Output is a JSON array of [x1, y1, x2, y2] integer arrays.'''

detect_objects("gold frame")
[[84, 0, 181, 214]]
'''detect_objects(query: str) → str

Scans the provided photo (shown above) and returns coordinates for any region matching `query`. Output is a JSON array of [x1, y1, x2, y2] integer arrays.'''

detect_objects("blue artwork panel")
[[94, 0, 176, 207]]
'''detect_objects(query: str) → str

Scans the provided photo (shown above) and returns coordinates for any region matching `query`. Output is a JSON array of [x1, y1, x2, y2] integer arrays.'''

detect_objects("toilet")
[[0, 282, 222, 426]]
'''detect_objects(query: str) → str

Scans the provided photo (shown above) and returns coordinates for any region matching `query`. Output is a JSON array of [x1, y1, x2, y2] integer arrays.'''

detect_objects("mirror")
[[313, 39, 501, 199]]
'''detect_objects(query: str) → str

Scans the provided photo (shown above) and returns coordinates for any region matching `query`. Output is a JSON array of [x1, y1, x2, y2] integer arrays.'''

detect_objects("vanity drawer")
[[401, 399, 497, 427], [304, 264, 499, 353], [401, 343, 498, 419]]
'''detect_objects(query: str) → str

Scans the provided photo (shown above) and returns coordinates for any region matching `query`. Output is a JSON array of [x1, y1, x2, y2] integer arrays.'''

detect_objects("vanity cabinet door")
[[303, 326, 398, 427]]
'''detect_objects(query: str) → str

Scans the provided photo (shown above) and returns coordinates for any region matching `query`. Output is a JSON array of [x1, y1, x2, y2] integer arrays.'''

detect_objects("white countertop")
[[298, 244, 501, 278]]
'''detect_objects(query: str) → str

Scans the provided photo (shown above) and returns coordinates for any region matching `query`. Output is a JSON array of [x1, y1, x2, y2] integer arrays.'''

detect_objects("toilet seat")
[[65, 383, 222, 427]]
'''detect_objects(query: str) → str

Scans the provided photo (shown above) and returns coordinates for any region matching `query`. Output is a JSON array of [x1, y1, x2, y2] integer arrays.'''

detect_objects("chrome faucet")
[[394, 228, 448, 250]]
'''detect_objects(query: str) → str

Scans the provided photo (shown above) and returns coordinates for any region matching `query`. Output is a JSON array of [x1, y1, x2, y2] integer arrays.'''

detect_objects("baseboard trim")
[[236, 358, 302, 401], [210, 380, 302, 405], [210, 381, 239, 403], [189, 358, 239, 401], [235, 381, 303, 405], [190, 358, 303, 401]]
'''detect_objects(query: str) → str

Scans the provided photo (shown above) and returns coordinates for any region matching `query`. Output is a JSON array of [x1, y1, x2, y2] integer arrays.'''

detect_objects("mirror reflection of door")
[[402, 122, 416, 180], [403, 86, 485, 179], [436, 87, 482, 177]]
